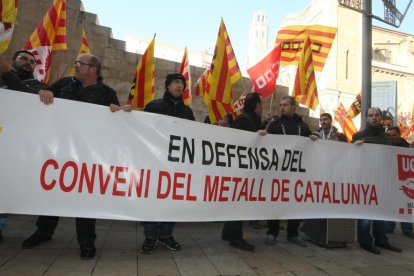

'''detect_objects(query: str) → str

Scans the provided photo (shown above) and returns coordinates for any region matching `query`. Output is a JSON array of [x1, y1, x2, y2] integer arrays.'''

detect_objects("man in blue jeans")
[[352, 108, 402, 254]]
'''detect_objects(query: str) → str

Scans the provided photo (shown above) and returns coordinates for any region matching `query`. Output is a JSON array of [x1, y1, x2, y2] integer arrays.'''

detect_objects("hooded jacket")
[[267, 113, 311, 137]]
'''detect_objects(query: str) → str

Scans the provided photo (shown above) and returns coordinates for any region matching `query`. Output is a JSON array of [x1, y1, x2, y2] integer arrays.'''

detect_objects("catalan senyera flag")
[[401, 124, 410, 140], [70, 30, 90, 76], [335, 103, 357, 142], [203, 91, 234, 125], [207, 18, 241, 104], [292, 34, 319, 110], [0, 0, 18, 53], [23, 0, 66, 83], [347, 92, 362, 118], [276, 25, 337, 72], [232, 91, 247, 118], [194, 69, 210, 97], [247, 44, 281, 99], [179, 47, 191, 106], [127, 36, 155, 110]]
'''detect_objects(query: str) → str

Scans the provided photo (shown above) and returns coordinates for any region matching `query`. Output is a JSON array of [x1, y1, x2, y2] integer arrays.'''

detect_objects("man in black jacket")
[[22, 53, 120, 260], [221, 92, 263, 252], [352, 107, 402, 255], [266, 95, 310, 248], [0, 50, 53, 104], [140, 73, 195, 254]]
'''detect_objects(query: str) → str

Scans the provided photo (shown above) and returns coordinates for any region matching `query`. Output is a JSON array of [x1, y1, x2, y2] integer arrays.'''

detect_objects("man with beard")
[[0, 50, 53, 104], [310, 113, 347, 142]]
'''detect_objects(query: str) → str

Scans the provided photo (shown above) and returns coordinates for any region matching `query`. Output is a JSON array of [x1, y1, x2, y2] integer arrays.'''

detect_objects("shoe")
[[403, 232, 414, 239], [158, 237, 181, 251], [266, 234, 276, 245], [375, 242, 402, 253], [287, 236, 308, 247], [141, 239, 156, 254], [229, 238, 255, 252], [22, 233, 51, 249], [360, 244, 381, 255], [0, 231, 3, 243], [80, 243, 96, 260]]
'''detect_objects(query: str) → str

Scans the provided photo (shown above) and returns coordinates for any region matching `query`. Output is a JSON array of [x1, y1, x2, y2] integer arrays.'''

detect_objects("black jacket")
[[351, 124, 391, 145], [50, 77, 119, 106], [267, 113, 311, 137], [144, 91, 195, 120], [232, 110, 262, 132], [0, 70, 49, 93]]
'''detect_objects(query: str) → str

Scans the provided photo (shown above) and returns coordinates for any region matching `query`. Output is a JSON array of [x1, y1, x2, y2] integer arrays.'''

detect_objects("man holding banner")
[[140, 73, 194, 254], [221, 92, 264, 252], [265, 95, 311, 247], [352, 107, 402, 255], [22, 53, 120, 260]]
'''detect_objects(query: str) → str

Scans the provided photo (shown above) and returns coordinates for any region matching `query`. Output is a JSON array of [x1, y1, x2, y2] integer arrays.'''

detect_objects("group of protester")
[[0, 50, 413, 259]]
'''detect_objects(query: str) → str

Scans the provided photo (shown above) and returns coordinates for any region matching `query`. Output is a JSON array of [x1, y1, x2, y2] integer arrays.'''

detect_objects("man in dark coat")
[[266, 95, 311, 248], [22, 54, 120, 260], [352, 107, 402, 255], [221, 92, 263, 252], [140, 73, 195, 254]]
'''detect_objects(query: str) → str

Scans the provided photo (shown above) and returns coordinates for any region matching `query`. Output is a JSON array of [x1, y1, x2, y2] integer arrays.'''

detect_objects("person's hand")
[[121, 104, 133, 112], [38, 90, 54, 105], [354, 139, 365, 145], [257, 129, 268, 136], [109, 104, 121, 112], [310, 134, 319, 141], [0, 55, 11, 74]]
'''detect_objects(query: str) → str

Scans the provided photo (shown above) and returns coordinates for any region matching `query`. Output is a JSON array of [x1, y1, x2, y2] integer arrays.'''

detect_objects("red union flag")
[[397, 155, 414, 181], [247, 44, 281, 99]]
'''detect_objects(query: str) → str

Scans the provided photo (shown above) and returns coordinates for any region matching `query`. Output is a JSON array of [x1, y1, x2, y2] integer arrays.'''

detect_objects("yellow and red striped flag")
[[276, 25, 336, 72], [292, 34, 319, 110], [347, 91, 362, 118], [70, 29, 90, 76], [194, 69, 210, 97], [179, 47, 191, 106], [207, 18, 241, 104], [127, 36, 155, 110], [23, 0, 66, 83], [203, 91, 234, 125], [0, 0, 18, 53], [232, 91, 247, 118], [335, 103, 357, 142], [401, 124, 410, 140]]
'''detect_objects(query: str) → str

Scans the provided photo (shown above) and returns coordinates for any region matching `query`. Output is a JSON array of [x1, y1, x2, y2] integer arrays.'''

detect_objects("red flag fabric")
[[194, 69, 210, 97], [247, 44, 281, 99], [179, 47, 191, 106]]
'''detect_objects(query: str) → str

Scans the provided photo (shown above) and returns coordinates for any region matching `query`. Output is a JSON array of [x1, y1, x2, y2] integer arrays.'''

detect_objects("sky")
[[81, 0, 414, 71]]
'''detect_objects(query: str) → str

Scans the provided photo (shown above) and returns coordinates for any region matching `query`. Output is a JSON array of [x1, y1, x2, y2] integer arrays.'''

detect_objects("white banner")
[[1, 89, 414, 222]]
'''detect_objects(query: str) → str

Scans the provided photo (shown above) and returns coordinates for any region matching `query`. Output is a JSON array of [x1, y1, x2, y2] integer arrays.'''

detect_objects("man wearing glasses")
[[0, 50, 52, 102], [22, 53, 120, 260]]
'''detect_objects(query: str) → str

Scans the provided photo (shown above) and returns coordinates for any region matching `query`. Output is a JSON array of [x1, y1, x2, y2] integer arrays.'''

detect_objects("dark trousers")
[[143, 222, 175, 240], [267, 219, 300, 238], [358, 219, 388, 245], [222, 221, 243, 241], [35, 215, 96, 245]]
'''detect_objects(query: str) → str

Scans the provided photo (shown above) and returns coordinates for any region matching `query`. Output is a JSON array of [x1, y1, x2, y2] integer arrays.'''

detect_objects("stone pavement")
[[1, 215, 414, 275]]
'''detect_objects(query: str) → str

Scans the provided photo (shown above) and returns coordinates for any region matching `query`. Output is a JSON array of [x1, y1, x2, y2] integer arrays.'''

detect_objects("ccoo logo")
[[397, 154, 414, 199]]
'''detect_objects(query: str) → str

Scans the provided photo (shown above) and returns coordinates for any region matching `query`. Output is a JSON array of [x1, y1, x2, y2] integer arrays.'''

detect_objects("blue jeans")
[[387, 221, 414, 234], [143, 222, 175, 240], [0, 214, 8, 231], [358, 219, 388, 245]]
